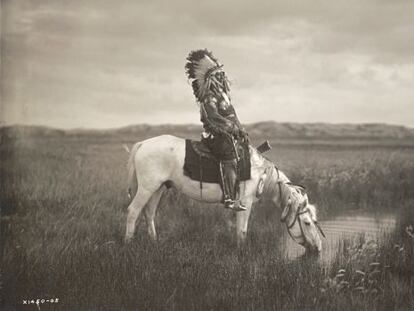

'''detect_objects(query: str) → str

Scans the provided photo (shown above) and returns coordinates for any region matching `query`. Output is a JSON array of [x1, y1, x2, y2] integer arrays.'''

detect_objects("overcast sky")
[[1, 0, 414, 129]]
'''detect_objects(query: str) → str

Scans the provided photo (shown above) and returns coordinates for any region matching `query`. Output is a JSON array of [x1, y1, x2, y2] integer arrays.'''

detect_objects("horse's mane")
[[259, 161, 291, 206], [251, 147, 308, 214]]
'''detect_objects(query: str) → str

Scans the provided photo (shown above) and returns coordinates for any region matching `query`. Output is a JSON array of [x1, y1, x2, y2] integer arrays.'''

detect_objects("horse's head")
[[258, 165, 324, 254], [280, 186, 323, 254]]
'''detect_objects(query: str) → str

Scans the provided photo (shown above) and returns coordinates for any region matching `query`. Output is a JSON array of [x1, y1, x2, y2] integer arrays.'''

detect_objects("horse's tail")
[[126, 142, 143, 200]]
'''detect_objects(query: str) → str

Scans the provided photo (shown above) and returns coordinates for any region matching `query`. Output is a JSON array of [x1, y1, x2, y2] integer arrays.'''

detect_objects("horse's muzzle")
[[305, 244, 321, 256]]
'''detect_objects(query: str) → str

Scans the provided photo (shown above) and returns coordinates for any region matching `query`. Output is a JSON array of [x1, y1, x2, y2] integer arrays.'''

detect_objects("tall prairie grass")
[[1, 135, 413, 310]]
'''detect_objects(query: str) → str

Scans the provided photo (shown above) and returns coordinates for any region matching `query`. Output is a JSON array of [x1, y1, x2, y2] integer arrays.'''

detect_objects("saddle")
[[183, 139, 251, 184]]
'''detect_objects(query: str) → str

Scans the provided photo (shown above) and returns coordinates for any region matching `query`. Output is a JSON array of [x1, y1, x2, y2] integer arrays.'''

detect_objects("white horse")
[[125, 135, 323, 253]]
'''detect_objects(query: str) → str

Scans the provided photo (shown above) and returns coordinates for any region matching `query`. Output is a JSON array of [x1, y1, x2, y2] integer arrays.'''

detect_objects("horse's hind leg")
[[125, 186, 154, 243], [144, 186, 165, 241]]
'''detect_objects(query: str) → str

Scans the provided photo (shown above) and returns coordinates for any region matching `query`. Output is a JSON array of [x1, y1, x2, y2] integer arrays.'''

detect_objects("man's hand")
[[239, 128, 250, 143], [229, 124, 239, 136]]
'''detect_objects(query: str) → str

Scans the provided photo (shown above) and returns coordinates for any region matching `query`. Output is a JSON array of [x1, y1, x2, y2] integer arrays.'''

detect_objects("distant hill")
[[1, 122, 414, 144], [244, 122, 414, 139]]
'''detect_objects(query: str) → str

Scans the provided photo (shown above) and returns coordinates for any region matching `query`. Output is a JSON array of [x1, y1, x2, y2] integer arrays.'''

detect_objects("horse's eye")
[[304, 221, 311, 226]]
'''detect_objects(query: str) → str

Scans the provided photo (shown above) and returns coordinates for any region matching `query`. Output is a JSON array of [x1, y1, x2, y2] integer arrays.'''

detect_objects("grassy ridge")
[[1, 133, 414, 310]]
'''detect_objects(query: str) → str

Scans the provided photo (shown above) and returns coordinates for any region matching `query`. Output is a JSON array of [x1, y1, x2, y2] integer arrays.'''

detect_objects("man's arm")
[[232, 110, 249, 142], [201, 100, 238, 135], [233, 110, 247, 132]]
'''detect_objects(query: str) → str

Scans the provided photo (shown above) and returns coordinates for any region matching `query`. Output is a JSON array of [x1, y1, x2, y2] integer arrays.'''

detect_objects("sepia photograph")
[[1, 0, 414, 310]]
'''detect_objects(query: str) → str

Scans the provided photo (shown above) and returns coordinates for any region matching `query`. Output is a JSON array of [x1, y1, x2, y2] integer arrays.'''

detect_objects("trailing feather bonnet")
[[185, 49, 230, 102]]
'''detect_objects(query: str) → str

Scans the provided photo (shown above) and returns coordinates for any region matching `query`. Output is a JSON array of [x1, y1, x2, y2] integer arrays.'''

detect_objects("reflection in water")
[[282, 210, 397, 263]]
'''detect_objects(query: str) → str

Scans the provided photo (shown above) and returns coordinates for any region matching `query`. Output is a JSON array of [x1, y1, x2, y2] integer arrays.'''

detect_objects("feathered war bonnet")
[[185, 49, 230, 102]]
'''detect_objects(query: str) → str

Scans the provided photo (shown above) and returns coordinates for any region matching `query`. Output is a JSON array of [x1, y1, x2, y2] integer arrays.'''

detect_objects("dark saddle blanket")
[[183, 139, 251, 183]]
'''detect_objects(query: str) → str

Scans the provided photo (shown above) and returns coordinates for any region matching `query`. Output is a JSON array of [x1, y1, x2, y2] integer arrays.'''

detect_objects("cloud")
[[2, 0, 414, 128]]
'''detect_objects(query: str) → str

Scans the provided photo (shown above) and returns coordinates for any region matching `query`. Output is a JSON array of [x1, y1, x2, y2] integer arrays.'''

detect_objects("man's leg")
[[205, 133, 246, 211], [220, 159, 246, 211]]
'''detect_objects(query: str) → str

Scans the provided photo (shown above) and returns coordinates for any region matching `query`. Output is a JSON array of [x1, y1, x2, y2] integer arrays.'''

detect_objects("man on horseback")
[[185, 49, 249, 211]]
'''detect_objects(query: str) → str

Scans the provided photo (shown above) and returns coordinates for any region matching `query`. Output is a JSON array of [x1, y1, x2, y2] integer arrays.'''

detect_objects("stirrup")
[[224, 199, 235, 209], [224, 199, 246, 212], [233, 201, 247, 212]]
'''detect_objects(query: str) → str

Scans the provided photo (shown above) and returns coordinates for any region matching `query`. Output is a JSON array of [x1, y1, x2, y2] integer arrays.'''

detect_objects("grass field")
[[1, 130, 414, 310]]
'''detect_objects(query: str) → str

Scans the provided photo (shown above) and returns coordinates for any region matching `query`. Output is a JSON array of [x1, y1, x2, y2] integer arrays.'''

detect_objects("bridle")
[[284, 199, 326, 242], [273, 166, 326, 242]]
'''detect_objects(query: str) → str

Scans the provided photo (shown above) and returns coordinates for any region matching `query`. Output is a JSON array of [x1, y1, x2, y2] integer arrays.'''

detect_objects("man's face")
[[214, 71, 226, 84]]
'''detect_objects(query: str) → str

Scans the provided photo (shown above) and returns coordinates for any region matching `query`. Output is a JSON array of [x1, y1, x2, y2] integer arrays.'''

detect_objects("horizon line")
[[1, 120, 413, 132]]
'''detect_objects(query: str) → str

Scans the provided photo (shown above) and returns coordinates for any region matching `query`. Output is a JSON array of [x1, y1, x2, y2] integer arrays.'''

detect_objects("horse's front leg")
[[236, 197, 253, 247]]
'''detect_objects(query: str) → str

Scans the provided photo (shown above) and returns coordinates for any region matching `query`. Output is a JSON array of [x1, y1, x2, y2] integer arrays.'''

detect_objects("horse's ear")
[[280, 198, 292, 222], [256, 172, 267, 198]]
